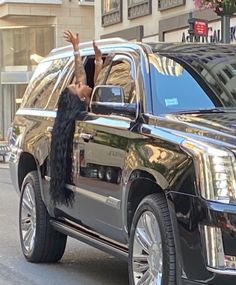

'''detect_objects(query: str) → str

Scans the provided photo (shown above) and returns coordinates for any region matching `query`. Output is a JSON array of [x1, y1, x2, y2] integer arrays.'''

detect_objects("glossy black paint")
[[9, 42, 236, 284]]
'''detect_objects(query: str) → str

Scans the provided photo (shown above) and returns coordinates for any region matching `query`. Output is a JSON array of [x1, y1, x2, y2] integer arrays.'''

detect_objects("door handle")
[[80, 132, 94, 142]]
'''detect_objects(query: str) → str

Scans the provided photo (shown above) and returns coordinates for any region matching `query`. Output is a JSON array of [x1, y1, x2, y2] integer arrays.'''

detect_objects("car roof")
[[48, 38, 129, 57], [43, 39, 236, 62], [149, 42, 236, 55]]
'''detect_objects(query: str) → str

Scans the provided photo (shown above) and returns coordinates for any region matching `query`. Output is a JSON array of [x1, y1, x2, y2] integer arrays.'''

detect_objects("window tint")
[[21, 57, 70, 109], [150, 55, 217, 114], [151, 51, 236, 115], [44, 59, 73, 110], [105, 59, 136, 103]]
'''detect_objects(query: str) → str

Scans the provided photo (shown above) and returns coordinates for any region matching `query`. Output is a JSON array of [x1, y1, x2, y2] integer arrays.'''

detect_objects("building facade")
[[95, 1, 236, 44], [0, 0, 94, 141]]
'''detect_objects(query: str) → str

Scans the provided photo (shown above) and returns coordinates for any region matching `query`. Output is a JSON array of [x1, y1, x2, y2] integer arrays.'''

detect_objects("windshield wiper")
[[172, 108, 229, 115]]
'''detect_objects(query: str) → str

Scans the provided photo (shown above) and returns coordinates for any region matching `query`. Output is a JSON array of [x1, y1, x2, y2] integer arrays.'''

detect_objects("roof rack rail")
[[49, 38, 128, 56]]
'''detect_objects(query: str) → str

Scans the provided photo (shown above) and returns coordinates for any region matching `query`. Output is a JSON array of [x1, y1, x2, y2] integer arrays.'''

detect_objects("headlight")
[[181, 140, 236, 204]]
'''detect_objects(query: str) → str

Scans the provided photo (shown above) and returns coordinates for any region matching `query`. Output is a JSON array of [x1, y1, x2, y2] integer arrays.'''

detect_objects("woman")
[[49, 32, 108, 206], [49, 82, 92, 206]]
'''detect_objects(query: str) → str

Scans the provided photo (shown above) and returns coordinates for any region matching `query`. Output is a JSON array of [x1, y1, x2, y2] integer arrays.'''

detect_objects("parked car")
[[9, 39, 236, 284]]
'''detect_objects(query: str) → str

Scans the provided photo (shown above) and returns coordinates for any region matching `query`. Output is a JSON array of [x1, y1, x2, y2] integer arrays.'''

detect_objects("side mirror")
[[91, 85, 124, 104], [90, 85, 136, 117]]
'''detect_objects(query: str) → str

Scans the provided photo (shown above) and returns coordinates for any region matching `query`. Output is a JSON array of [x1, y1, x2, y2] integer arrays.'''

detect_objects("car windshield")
[[149, 47, 236, 115]]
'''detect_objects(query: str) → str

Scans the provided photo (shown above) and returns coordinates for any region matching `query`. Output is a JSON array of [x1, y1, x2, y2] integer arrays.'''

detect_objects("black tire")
[[19, 171, 67, 263], [98, 166, 106, 180], [105, 167, 118, 183], [128, 193, 176, 285]]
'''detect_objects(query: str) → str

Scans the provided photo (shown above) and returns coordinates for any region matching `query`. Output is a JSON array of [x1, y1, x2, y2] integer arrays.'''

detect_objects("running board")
[[51, 219, 128, 261]]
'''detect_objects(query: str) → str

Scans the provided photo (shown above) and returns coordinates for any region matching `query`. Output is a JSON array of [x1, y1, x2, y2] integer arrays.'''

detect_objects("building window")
[[102, 0, 122, 27], [158, 0, 185, 11], [1, 26, 54, 69], [128, 0, 152, 19]]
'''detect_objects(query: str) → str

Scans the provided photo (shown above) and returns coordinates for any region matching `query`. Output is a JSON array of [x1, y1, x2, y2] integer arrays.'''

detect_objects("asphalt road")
[[0, 166, 129, 285]]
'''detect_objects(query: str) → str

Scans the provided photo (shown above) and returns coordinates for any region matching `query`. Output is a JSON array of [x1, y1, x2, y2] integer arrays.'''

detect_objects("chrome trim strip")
[[16, 108, 56, 118], [44, 180, 121, 209], [66, 184, 107, 203], [65, 184, 121, 209], [207, 266, 236, 276]]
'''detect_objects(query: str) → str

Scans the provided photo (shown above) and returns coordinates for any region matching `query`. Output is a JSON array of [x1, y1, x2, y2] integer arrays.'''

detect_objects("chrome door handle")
[[80, 132, 94, 141]]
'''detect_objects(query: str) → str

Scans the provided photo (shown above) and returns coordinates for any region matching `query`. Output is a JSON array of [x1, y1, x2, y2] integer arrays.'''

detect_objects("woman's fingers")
[[93, 40, 99, 52], [76, 33, 80, 42], [93, 40, 102, 60], [63, 30, 80, 45], [63, 31, 72, 42], [93, 40, 96, 49]]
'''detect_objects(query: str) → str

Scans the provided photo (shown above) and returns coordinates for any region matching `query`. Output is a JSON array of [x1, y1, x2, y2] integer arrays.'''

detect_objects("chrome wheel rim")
[[132, 211, 163, 285], [20, 183, 36, 253]]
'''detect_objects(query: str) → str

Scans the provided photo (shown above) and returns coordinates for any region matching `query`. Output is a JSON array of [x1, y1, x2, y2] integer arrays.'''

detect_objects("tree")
[[194, 0, 236, 43]]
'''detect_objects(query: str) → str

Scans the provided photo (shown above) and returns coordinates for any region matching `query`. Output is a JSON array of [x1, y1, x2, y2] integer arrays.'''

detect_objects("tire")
[[128, 193, 176, 285], [105, 167, 117, 183], [98, 166, 106, 180], [19, 171, 67, 263]]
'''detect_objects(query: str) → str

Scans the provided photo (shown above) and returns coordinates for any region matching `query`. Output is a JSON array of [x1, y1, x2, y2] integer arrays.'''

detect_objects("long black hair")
[[50, 87, 87, 206]]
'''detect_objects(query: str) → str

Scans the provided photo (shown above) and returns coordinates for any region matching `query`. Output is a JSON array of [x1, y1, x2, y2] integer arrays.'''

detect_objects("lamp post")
[[221, 14, 231, 43], [188, 12, 195, 42]]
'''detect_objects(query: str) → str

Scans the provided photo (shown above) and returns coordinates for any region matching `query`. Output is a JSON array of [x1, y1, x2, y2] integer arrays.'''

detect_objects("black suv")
[[9, 39, 236, 285]]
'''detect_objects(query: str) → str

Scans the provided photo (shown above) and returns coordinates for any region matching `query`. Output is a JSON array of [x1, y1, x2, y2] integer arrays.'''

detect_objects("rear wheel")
[[106, 167, 117, 183], [19, 171, 67, 262], [128, 193, 176, 284], [98, 166, 106, 180]]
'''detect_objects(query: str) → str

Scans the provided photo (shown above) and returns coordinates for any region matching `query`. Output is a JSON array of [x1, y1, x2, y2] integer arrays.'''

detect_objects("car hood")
[[158, 112, 236, 148]]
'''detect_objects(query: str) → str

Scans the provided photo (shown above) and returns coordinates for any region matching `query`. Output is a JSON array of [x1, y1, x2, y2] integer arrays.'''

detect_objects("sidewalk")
[[0, 153, 9, 169], [0, 162, 9, 169]]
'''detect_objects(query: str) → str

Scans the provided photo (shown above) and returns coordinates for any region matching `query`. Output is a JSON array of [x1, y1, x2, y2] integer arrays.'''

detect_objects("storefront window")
[[1, 26, 54, 70], [0, 26, 55, 140]]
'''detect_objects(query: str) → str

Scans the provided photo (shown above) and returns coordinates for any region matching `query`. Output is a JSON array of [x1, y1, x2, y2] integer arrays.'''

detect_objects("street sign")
[[194, 19, 208, 37]]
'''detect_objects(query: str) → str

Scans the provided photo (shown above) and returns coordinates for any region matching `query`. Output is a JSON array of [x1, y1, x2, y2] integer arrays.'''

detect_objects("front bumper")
[[201, 201, 236, 274], [171, 193, 236, 284]]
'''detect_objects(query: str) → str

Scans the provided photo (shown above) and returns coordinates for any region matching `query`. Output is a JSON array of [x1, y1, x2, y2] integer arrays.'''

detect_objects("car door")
[[71, 54, 139, 242]]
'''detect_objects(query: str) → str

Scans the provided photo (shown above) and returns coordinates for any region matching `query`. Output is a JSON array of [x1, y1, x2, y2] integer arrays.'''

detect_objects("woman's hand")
[[64, 30, 80, 51], [93, 40, 102, 63]]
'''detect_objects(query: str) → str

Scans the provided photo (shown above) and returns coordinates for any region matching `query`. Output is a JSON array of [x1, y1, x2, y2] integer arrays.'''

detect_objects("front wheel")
[[19, 171, 67, 263], [128, 193, 176, 285]]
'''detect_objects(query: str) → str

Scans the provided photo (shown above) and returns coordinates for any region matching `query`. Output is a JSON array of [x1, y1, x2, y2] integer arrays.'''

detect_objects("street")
[[0, 166, 129, 285]]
